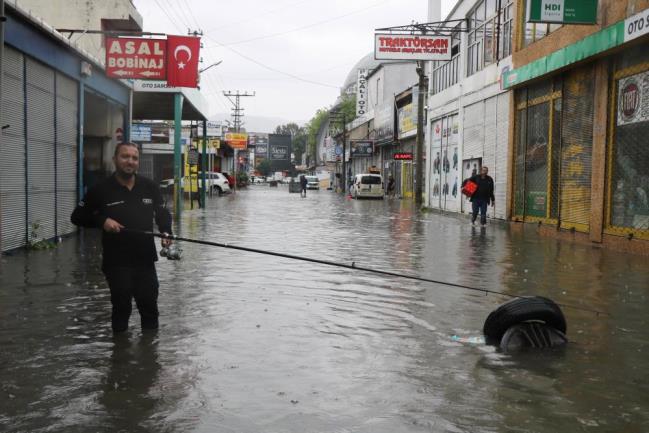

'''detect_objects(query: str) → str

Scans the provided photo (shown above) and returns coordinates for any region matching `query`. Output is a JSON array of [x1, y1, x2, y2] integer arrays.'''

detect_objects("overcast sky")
[[134, 0, 457, 126]]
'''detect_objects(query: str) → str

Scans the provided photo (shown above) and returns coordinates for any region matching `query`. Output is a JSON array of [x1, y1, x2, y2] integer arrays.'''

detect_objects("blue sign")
[[131, 124, 152, 142], [335, 145, 343, 156]]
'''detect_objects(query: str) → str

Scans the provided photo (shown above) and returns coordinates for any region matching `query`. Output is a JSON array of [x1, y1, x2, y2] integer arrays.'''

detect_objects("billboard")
[[131, 124, 152, 142], [268, 134, 292, 171], [527, 0, 597, 24], [106, 38, 167, 80], [374, 34, 451, 61], [374, 100, 395, 142], [224, 133, 248, 149], [350, 140, 374, 157]]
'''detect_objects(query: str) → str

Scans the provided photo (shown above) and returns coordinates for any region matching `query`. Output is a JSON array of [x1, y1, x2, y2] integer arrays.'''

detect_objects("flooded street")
[[1, 186, 648, 433]]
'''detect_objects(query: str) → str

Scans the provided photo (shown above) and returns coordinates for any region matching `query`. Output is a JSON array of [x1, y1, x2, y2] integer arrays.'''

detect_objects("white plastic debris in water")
[[451, 335, 485, 345]]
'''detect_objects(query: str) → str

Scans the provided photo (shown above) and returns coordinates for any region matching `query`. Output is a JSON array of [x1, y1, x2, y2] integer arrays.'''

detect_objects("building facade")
[[1, 3, 132, 251], [425, 0, 514, 218], [503, 0, 649, 253]]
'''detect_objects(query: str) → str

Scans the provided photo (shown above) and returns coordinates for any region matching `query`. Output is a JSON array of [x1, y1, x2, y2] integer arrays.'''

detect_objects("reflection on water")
[[0, 186, 648, 432]]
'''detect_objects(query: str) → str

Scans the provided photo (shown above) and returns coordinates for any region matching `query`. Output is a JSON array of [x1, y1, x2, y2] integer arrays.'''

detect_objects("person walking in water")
[[387, 174, 396, 198], [463, 166, 495, 227], [71, 142, 172, 333], [299, 174, 308, 198]]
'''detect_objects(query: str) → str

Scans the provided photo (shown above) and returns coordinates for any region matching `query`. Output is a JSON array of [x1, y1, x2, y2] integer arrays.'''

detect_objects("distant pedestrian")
[[387, 174, 396, 198], [71, 142, 172, 333], [299, 174, 307, 197], [463, 166, 495, 227]]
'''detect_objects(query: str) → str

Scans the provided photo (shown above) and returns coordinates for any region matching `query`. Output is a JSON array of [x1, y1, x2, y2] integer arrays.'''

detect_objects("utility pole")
[[223, 90, 255, 193], [415, 60, 428, 206], [330, 111, 347, 194]]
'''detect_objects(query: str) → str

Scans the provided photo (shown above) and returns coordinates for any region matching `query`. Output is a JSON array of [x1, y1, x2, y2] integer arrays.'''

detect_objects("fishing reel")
[[160, 244, 183, 260]]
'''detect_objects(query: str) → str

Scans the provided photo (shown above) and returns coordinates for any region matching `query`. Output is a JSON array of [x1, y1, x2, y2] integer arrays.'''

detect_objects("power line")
[[208, 0, 390, 48], [203, 34, 340, 89]]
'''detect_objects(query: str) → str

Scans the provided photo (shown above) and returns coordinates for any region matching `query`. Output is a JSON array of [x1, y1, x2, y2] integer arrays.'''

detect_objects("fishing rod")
[[123, 229, 608, 316]]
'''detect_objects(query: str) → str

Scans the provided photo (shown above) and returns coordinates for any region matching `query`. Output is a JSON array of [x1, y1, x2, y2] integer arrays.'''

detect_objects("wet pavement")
[[1, 185, 648, 433]]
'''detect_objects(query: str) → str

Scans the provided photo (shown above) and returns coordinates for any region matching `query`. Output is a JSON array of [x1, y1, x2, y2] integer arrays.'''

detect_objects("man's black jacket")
[[71, 174, 172, 269]]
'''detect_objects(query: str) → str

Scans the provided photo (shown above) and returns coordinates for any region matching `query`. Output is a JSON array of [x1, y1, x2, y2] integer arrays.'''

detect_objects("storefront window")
[[611, 77, 649, 229], [521, 0, 561, 47]]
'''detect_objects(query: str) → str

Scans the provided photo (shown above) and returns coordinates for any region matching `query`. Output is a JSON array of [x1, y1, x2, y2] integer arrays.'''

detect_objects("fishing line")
[[124, 229, 609, 317]]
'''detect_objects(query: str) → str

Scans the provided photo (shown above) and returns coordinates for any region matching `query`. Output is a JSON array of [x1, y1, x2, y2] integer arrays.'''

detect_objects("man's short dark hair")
[[114, 142, 139, 156]]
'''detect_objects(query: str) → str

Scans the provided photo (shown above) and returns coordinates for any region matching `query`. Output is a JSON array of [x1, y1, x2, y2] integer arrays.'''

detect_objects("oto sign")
[[106, 38, 167, 79], [374, 33, 451, 61], [527, 0, 598, 25]]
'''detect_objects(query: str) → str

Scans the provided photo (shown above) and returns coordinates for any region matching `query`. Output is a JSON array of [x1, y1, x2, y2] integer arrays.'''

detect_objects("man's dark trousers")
[[104, 265, 159, 332], [472, 198, 489, 225]]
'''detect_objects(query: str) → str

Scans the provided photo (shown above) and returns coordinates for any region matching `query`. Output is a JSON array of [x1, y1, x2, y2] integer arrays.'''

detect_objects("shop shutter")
[[0, 47, 26, 251], [494, 93, 510, 219], [463, 101, 484, 161], [483, 96, 497, 183], [26, 58, 56, 242], [559, 66, 594, 229], [55, 73, 78, 237]]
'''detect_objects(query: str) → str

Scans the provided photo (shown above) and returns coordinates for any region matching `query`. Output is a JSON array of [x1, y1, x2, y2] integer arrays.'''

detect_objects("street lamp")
[[199, 60, 223, 74]]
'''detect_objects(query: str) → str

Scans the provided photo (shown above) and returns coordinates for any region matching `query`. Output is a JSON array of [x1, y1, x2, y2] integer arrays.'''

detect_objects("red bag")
[[461, 179, 478, 197]]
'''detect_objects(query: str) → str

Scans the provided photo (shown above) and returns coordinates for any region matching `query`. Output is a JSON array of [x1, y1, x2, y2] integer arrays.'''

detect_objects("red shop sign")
[[393, 152, 413, 160], [105, 37, 167, 80]]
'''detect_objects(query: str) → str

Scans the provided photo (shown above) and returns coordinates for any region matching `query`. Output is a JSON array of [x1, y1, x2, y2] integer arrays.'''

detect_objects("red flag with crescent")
[[166, 35, 201, 88]]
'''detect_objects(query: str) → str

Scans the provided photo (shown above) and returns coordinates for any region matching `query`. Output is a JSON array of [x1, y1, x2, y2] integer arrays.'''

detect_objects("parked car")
[[350, 174, 384, 199], [207, 172, 231, 195], [251, 175, 265, 184], [159, 172, 231, 195], [305, 175, 320, 190], [221, 172, 235, 188]]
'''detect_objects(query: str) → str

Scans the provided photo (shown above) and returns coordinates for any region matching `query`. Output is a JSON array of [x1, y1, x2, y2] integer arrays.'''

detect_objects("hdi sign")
[[527, 0, 598, 25]]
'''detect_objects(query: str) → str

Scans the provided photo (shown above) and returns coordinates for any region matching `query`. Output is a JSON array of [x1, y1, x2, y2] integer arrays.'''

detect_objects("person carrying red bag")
[[462, 166, 495, 226]]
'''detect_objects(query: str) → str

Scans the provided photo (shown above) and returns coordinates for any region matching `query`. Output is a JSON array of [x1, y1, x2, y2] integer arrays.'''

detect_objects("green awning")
[[503, 20, 626, 89]]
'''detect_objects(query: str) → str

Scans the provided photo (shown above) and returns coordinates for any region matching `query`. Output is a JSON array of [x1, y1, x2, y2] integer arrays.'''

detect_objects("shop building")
[[1, 2, 131, 252], [425, 0, 514, 217], [503, 0, 649, 253]]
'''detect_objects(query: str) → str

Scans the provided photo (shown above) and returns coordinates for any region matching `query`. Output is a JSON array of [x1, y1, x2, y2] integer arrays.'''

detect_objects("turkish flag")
[[166, 35, 201, 88]]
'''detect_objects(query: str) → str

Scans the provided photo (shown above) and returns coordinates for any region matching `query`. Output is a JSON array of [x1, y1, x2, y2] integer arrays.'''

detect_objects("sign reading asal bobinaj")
[[374, 34, 452, 61], [106, 37, 167, 80]]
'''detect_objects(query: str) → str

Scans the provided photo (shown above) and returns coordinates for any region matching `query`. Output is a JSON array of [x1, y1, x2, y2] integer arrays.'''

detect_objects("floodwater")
[[1, 185, 648, 433]]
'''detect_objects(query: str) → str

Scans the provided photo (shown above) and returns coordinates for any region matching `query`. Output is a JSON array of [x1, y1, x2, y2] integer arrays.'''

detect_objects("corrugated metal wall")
[[1, 50, 81, 251], [0, 47, 27, 250], [494, 93, 510, 219], [55, 73, 78, 237], [26, 58, 56, 242], [559, 66, 594, 229]]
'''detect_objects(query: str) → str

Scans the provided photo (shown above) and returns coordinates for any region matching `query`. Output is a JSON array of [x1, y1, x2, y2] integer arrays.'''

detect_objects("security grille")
[[0, 47, 26, 250]]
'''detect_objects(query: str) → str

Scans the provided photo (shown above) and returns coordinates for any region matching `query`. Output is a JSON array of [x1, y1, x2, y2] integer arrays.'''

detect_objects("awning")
[[132, 80, 209, 121]]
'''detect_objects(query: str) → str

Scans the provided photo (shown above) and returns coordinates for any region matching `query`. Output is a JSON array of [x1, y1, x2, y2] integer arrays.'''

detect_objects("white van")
[[351, 174, 384, 199]]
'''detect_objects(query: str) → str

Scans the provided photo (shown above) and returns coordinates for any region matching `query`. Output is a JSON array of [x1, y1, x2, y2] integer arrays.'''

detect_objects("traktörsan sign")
[[527, 0, 598, 25], [374, 34, 451, 61]]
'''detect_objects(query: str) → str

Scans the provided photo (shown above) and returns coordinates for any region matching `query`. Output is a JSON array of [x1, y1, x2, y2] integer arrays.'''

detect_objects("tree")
[[256, 159, 272, 177]]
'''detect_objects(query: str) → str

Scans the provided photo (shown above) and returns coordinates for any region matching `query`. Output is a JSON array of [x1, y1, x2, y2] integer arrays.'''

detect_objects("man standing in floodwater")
[[299, 174, 308, 198], [464, 166, 495, 227], [71, 142, 173, 333]]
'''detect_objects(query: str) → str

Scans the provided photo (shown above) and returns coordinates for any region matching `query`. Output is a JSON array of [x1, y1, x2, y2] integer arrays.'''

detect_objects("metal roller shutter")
[[483, 96, 497, 183], [559, 66, 594, 229], [494, 93, 510, 219], [26, 58, 56, 242], [463, 101, 484, 161], [1, 47, 26, 251], [56, 73, 78, 237]]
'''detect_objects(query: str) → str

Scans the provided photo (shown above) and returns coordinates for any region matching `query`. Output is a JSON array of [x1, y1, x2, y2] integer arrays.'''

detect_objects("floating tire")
[[483, 296, 566, 344]]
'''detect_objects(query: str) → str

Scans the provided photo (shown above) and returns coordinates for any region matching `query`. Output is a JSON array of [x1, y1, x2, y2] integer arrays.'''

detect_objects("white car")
[[350, 174, 384, 199], [305, 175, 320, 190], [159, 172, 231, 195]]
